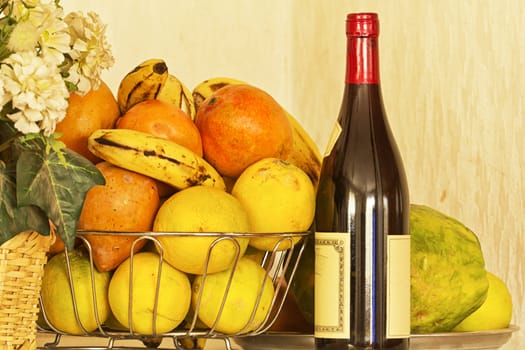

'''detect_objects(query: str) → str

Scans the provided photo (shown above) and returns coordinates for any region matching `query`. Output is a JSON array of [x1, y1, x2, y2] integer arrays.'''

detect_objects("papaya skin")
[[410, 204, 489, 333]]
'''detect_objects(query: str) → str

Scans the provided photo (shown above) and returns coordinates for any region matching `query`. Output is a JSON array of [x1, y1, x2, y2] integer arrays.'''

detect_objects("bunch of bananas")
[[116, 58, 196, 118], [89, 58, 321, 194]]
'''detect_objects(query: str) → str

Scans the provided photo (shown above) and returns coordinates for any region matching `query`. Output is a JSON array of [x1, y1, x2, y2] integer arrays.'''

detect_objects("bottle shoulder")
[[329, 84, 406, 180]]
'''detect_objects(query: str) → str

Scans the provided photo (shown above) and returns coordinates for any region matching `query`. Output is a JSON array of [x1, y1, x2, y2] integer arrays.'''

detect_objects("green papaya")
[[410, 204, 488, 333]]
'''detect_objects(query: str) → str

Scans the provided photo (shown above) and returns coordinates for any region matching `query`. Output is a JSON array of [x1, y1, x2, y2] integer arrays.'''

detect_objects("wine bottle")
[[314, 13, 410, 350]]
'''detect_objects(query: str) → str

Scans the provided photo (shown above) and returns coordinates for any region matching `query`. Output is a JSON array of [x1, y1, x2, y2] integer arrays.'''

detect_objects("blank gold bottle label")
[[314, 232, 350, 339], [387, 235, 411, 338], [323, 122, 342, 158]]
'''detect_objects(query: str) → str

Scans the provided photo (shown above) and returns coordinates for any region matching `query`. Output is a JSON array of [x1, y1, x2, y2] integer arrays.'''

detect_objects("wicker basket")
[[0, 230, 55, 350]]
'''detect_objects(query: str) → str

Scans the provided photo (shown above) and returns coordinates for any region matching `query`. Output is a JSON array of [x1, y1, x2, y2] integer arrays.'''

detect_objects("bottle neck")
[[345, 35, 380, 84]]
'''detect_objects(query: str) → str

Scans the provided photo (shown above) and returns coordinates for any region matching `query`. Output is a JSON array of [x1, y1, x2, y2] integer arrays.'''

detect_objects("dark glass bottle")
[[314, 13, 410, 350]]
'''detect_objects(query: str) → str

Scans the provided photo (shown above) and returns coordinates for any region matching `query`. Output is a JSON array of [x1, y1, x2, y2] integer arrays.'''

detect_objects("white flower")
[[2, 0, 41, 19], [0, 51, 69, 136], [0, 0, 114, 132], [5, 0, 72, 64], [64, 11, 114, 94], [0, 76, 10, 107], [37, 11, 71, 64], [7, 21, 40, 53]]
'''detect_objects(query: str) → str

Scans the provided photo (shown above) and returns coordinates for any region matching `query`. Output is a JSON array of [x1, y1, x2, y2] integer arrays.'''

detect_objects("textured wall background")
[[63, 1, 525, 348]]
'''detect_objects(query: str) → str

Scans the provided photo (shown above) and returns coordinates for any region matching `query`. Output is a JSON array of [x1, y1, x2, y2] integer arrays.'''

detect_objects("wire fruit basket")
[[37, 230, 309, 350]]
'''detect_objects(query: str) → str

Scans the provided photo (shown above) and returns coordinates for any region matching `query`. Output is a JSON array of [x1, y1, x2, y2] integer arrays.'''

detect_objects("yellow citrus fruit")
[[108, 252, 191, 335], [153, 185, 251, 275], [192, 256, 275, 334], [40, 249, 110, 335], [231, 157, 315, 251], [453, 271, 513, 331]]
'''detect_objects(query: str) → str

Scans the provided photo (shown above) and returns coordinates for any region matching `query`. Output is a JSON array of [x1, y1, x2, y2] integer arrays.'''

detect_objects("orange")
[[56, 81, 120, 164], [115, 99, 203, 157], [194, 84, 293, 178], [78, 162, 160, 272]]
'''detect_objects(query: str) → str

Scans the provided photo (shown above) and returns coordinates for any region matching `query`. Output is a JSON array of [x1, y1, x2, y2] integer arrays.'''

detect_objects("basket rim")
[[0, 230, 55, 252]]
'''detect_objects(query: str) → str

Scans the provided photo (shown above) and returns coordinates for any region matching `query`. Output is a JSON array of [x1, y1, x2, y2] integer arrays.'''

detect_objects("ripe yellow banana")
[[157, 74, 197, 119], [192, 77, 246, 108], [177, 334, 206, 349], [117, 58, 169, 114], [177, 310, 207, 349], [192, 77, 322, 187], [88, 129, 226, 191]]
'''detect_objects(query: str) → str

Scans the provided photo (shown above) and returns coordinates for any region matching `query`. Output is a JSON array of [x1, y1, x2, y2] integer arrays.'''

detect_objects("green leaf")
[[16, 139, 105, 249], [0, 161, 50, 245]]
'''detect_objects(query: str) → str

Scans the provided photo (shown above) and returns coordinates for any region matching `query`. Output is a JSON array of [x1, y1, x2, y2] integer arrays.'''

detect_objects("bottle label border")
[[314, 232, 351, 338]]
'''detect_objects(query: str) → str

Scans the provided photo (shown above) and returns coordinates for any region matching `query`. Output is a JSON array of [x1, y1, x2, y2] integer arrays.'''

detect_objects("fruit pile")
[[38, 58, 322, 342]]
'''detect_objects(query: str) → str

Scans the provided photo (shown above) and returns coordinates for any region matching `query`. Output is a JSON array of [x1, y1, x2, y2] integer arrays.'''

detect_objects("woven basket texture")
[[0, 231, 54, 350]]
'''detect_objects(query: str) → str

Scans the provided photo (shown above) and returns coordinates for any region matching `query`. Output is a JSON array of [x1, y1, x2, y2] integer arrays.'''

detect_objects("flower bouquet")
[[0, 1, 113, 348]]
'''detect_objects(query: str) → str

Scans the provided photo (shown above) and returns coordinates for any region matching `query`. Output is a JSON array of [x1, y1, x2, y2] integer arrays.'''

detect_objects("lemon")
[[453, 271, 513, 331], [108, 252, 191, 335], [40, 249, 110, 335], [192, 256, 275, 334], [231, 158, 315, 251], [153, 185, 250, 274]]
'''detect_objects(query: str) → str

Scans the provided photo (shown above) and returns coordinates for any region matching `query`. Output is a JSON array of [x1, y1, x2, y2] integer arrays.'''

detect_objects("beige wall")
[[63, 1, 525, 348]]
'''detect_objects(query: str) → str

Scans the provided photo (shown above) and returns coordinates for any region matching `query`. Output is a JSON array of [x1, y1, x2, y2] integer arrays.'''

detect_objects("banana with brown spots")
[[88, 128, 225, 191]]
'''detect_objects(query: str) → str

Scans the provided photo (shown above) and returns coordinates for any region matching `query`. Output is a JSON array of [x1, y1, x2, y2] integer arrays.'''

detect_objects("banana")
[[157, 74, 197, 119], [192, 77, 322, 187], [192, 77, 246, 109], [87, 129, 226, 191], [177, 336, 206, 350], [117, 58, 169, 114], [285, 115, 323, 187], [178, 309, 208, 349]]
